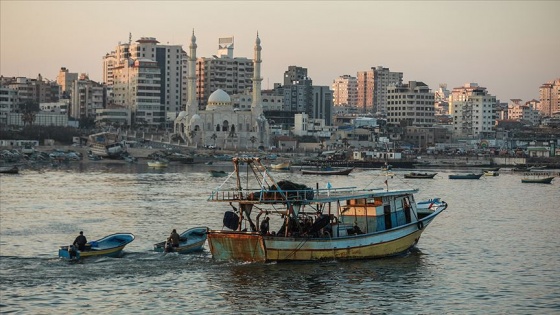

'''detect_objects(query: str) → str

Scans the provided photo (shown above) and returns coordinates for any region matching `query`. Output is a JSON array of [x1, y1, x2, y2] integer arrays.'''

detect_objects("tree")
[[210, 133, 217, 146], [19, 100, 40, 126]]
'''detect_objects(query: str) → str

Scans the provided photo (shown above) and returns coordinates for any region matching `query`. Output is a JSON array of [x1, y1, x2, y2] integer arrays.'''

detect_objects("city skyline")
[[1, 1, 559, 104]]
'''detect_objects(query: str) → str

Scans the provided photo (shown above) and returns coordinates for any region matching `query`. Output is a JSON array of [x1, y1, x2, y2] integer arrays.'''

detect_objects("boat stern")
[[207, 231, 266, 262]]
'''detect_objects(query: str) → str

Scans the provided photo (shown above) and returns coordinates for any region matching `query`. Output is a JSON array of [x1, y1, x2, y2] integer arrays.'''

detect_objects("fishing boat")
[[147, 160, 169, 168], [58, 233, 135, 260], [521, 174, 554, 184], [270, 161, 291, 170], [448, 173, 483, 179], [483, 170, 499, 176], [416, 198, 448, 219], [206, 157, 446, 262], [404, 172, 437, 179], [209, 170, 229, 177], [0, 165, 19, 174], [301, 167, 354, 175], [153, 227, 208, 254], [88, 132, 125, 158]]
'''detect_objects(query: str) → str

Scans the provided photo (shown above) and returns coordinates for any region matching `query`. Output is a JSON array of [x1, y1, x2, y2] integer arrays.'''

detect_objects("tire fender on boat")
[[417, 220, 424, 230]]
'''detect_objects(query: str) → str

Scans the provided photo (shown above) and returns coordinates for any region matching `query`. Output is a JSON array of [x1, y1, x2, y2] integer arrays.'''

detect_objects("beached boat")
[[448, 173, 483, 179], [0, 165, 19, 174], [153, 227, 208, 254], [270, 161, 291, 170], [209, 170, 229, 177], [147, 160, 169, 168], [416, 198, 448, 219], [206, 157, 446, 262], [88, 132, 125, 158], [521, 175, 554, 184], [58, 233, 135, 260], [404, 172, 437, 179], [301, 167, 354, 175], [483, 170, 499, 176]]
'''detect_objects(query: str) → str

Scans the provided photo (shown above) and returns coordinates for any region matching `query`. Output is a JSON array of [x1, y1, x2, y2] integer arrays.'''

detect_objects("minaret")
[[251, 32, 263, 117], [187, 30, 198, 116]]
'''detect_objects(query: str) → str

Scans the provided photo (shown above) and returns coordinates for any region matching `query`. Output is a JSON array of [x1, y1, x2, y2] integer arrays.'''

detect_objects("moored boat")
[[88, 132, 125, 158], [301, 167, 354, 175], [448, 173, 483, 179], [58, 233, 135, 260], [483, 170, 499, 176], [153, 227, 208, 254], [206, 157, 446, 262], [147, 160, 169, 168], [270, 161, 291, 170], [521, 175, 554, 184], [404, 172, 437, 179], [0, 165, 19, 174], [209, 170, 228, 177]]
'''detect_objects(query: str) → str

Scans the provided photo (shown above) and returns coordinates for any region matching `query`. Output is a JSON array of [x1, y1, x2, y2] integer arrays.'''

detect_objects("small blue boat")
[[58, 233, 135, 260], [153, 227, 208, 254]]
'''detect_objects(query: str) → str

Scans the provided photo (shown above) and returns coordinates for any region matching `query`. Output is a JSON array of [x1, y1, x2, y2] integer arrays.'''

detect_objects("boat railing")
[[208, 186, 376, 203]]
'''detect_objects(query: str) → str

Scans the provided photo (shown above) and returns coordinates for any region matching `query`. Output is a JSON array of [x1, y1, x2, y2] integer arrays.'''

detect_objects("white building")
[[293, 112, 337, 138], [0, 86, 18, 125], [508, 99, 540, 126], [70, 74, 104, 119], [387, 81, 435, 127], [174, 32, 269, 149], [450, 83, 497, 138]]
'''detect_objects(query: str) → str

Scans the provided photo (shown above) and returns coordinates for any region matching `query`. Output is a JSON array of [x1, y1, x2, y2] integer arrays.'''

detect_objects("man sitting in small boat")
[[73, 231, 87, 251], [169, 229, 180, 248]]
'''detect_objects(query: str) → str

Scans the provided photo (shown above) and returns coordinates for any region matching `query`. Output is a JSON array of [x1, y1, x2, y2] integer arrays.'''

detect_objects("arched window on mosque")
[[222, 120, 229, 132], [238, 123, 242, 131], [216, 124, 220, 132], [194, 125, 200, 131]]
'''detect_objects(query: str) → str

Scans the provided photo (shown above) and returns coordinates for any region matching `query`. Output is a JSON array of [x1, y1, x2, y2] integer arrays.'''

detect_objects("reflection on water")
[[0, 164, 559, 313]]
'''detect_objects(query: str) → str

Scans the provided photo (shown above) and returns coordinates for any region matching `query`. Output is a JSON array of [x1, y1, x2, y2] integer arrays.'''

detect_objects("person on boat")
[[260, 217, 270, 235], [73, 231, 87, 251], [169, 229, 180, 247]]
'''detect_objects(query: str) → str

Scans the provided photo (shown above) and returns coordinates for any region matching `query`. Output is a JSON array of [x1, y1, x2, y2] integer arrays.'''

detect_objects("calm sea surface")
[[1, 162, 559, 314]]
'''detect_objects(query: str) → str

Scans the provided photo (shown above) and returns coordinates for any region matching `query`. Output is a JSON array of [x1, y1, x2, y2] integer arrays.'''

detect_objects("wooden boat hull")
[[404, 172, 436, 179], [207, 214, 440, 262], [270, 161, 291, 170], [448, 173, 483, 179], [521, 177, 554, 184], [153, 227, 208, 254], [147, 161, 168, 168], [0, 166, 19, 174], [58, 233, 135, 260], [301, 168, 354, 175]]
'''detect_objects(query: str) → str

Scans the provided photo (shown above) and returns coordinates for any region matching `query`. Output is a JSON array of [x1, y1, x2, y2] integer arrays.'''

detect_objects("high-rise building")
[[449, 83, 496, 138], [332, 75, 357, 107], [507, 99, 540, 126], [195, 37, 254, 109], [56, 67, 78, 96], [103, 36, 186, 126], [312, 86, 333, 125], [357, 66, 403, 114], [387, 81, 435, 127], [70, 74, 105, 119], [539, 78, 560, 116]]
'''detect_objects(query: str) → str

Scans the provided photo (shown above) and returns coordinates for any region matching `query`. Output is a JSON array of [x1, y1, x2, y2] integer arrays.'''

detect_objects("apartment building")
[[508, 99, 540, 126], [70, 74, 105, 119], [539, 78, 560, 116], [56, 67, 78, 96], [0, 86, 18, 125], [449, 83, 497, 138], [386, 81, 435, 127], [332, 75, 357, 107], [195, 37, 254, 109], [357, 66, 403, 114]]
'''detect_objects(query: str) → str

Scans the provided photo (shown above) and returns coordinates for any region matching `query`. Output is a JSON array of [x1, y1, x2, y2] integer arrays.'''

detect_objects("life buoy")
[[417, 221, 424, 230]]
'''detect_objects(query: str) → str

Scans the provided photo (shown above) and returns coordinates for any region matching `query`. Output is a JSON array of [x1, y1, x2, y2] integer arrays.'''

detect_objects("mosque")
[[174, 32, 270, 150]]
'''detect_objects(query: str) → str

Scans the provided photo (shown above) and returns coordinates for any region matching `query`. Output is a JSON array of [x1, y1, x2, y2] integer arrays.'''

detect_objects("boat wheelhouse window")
[[384, 205, 392, 229]]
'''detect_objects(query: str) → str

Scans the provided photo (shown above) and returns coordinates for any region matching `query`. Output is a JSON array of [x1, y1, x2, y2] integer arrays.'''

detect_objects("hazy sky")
[[1, 1, 559, 102]]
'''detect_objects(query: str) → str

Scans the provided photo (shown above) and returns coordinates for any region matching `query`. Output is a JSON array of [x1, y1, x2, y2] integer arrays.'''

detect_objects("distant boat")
[[209, 170, 228, 177], [58, 233, 135, 261], [302, 167, 354, 175], [147, 160, 169, 168], [153, 227, 208, 254], [0, 165, 19, 174], [88, 132, 125, 158], [521, 175, 554, 184], [270, 161, 291, 170], [448, 173, 483, 179], [404, 172, 437, 179], [483, 170, 499, 176]]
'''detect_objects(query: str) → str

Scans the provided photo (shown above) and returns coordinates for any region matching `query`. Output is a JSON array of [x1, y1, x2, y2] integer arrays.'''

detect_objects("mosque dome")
[[176, 111, 187, 120], [189, 114, 202, 124], [206, 89, 232, 111]]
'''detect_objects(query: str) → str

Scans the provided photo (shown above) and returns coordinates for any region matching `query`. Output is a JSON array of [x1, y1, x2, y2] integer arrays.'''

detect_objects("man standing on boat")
[[73, 231, 87, 251]]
